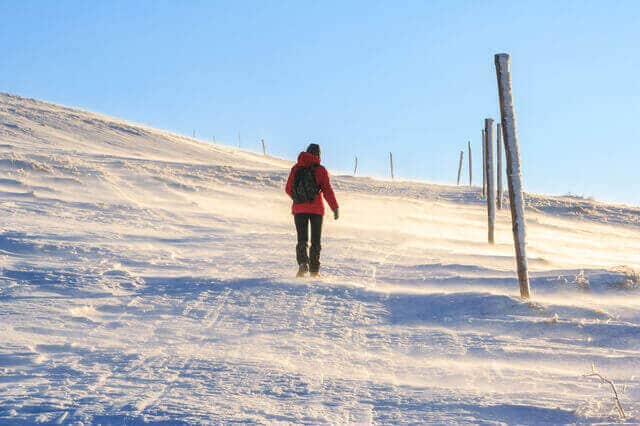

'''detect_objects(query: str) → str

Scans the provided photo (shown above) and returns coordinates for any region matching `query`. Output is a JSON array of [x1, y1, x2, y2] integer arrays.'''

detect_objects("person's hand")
[[333, 208, 339, 220]]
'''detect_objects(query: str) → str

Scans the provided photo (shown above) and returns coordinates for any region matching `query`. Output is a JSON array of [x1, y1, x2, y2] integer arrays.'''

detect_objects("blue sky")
[[2, 0, 639, 205]]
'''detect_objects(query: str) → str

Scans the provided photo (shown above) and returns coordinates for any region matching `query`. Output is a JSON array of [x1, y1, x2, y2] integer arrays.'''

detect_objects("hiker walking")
[[285, 143, 339, 277]]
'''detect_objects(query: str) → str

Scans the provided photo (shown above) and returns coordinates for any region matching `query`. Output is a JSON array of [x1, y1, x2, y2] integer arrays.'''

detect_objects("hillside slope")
[[1, 93, 639, 424]]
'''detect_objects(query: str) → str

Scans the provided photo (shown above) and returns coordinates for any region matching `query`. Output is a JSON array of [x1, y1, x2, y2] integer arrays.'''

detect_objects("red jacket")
[[285, 152, 339, 216]]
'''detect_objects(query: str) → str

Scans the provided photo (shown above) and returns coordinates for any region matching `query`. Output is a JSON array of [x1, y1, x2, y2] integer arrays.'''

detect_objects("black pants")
[[294, 213, 323, 272]]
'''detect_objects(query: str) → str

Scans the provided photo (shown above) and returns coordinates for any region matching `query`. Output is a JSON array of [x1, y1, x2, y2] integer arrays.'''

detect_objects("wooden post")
[[482, 129, 487, 197], [389, 152, 394, 180], [497, 122, 503, 209], [495, 53, 531, 299], [456, 150, 464, 185], [485, 118, 496, 244], [238, 133, 241, 148], [353, 156, 358, 176], [261, 139, 266, 155], [468, 141, 472, 187]]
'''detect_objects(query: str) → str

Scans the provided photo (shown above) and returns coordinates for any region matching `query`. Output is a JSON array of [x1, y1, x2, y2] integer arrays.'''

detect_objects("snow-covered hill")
[[1, 92, 639, 424]]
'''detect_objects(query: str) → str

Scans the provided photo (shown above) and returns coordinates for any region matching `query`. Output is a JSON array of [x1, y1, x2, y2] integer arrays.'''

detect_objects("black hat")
[[306, 143, 321, 157]]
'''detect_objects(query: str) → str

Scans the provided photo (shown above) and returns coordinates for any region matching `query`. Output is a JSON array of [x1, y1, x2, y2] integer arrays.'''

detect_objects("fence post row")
[[485, 118, 496, 244], [495, 53, 531, 299]]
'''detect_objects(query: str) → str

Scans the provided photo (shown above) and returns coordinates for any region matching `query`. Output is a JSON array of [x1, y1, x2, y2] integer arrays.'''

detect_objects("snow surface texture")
[[1, 92, 640, 424]]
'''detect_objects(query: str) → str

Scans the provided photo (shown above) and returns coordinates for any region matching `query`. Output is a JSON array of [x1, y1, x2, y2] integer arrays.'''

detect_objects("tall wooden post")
[[468, 141, 472, 187], [482, 129, 487, 197], [497, 122, 503, 209], [353, 156, 358, 176], [456, 150, 464, 185], [485, 119, 496, 244], [261, 139, 266, 155], [495, 53, 531, 299]]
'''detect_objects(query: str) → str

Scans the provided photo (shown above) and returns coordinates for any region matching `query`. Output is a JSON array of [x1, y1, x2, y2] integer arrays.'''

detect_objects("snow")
[[1, 92, 639, 423]]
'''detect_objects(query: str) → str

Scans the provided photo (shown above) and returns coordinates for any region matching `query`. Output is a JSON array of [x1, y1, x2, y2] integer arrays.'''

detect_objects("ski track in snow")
[[1, 93, 640, 424]]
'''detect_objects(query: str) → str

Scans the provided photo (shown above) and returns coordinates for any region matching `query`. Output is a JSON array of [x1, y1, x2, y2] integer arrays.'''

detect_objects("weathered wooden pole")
[[468, 141, 472, 187], [497, 122, 503, 209], [495, 53, 531, 299], [456, 150, 464, 185], [389, 152, 395, 180], [353, 156, 358, 176], [261, 139, 266, 155], [482, 129, 487, 197], [485, 118, 496, 244]]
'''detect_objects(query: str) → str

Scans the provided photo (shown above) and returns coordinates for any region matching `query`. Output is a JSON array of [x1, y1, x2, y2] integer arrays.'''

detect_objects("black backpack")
[[292, 165, 320, 203]]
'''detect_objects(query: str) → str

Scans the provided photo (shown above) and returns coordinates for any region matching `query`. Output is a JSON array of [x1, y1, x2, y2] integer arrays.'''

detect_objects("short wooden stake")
[[495, 53, 531, 299], [389, 152, 394, 180], [497, 122, 503, 209], [485, 118, 496, 244], [456, 150, 464, 185], [468, 141, 472, 187]]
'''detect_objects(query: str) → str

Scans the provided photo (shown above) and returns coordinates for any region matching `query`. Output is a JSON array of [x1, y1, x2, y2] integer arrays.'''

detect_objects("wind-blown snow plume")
[[0, 93, 639, 423]]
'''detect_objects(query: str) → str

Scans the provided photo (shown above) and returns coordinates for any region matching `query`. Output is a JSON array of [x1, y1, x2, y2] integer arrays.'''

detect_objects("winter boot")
[[309, 244, 320, 278], [297, 263, 309, 278]]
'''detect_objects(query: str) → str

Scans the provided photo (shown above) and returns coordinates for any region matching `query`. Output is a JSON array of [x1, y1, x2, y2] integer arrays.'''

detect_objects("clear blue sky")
[[2, 0, 639, 205]]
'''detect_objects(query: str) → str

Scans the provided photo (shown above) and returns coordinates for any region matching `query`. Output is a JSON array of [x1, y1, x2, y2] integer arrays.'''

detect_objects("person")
[[285, 143, 339, 277]]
